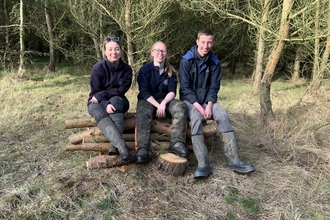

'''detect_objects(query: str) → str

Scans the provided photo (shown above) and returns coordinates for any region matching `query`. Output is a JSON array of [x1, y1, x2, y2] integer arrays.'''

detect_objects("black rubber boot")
[[191, 135, 212, 179], [108, 113, 124, 155], [168, 142, 190, 158], [98, 117, 131, 162], [135, 147, 151, 164], [222, 132, 255, 173]]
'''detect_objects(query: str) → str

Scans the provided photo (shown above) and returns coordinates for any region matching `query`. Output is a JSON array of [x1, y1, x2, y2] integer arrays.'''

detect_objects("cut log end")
[[156, 153, 189, 177]]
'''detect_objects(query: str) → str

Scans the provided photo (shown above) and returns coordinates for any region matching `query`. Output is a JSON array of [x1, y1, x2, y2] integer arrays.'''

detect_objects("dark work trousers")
[[183, 101, 234, 136], [87, 96, 129, 123], [135, 99, 187, 149]]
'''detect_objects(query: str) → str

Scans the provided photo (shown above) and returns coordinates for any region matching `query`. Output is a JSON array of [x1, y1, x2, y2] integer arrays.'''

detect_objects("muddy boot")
[[135, 147, 151, 164], [107, 113, 124, 155], [98, 117, 131, 162], [168, 142, 190, 158], [191, 135, 212, 179], [221, 132, 254, 173]]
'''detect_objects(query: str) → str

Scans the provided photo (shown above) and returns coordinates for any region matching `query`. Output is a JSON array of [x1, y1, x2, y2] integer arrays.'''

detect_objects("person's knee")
[[137, 100, 153, 119], [171, 101, 187, 115], [88, 103, 108, 123], [109, 96, 129, 113], [190, 118, 204, 135]]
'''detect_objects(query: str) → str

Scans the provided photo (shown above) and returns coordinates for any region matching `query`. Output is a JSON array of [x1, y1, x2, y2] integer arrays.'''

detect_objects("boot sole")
[[168, 149, 190, 158], [226, 166, 255, 173]]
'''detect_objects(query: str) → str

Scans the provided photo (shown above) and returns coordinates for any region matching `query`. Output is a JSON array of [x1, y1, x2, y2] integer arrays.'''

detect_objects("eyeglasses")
[[104, 37, 119, 42], [153, 49, 167, 54]]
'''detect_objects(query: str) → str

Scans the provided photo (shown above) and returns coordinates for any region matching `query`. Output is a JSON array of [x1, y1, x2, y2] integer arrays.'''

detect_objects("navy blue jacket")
[[88, 58, 132, 109], [137, 61, 177, 100], [179, 45, 221, 105]]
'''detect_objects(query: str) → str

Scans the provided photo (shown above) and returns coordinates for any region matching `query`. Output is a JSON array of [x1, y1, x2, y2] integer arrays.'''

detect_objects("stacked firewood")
[[65, 113, 217, 176]]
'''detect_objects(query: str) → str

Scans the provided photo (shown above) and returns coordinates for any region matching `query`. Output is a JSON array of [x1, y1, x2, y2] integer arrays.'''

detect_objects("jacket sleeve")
[[137, 66, 152, 100], [206, 63, 221, 103], [89, 66, 104, 99], [179, 58, 198, 104], [168, 71, 178, 95]]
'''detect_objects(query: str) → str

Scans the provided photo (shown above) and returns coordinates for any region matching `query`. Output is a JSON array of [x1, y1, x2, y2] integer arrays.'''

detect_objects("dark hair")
[[197, 28, 214, 39]]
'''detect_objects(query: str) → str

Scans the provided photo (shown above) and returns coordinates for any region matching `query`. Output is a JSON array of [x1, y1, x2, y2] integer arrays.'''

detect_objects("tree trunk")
[[291, 44, 301, 83], [44, 1, 56, 72], [93, 37, 102, 60], [18, 0, 26, 77], [312, 0, 330, 90], [251, 0, 270, 94], [312, 0, 320, 81], [3, 0, 10, 70], [228, 56, 236, 76], [124, 0, 136, 87], [260, 0, 293, 124]]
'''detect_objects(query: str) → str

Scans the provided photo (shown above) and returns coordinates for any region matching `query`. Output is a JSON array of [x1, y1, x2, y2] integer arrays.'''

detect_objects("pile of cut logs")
[[65, 113, 217, 176]]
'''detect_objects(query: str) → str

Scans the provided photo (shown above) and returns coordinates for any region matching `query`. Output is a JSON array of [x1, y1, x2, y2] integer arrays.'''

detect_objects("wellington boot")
[[191, 135, 212, 179], [221, 132, 255, 173], [98, 117, 131, 161], [135, 147, 151, 164], [168, 142, 190, 158], [108, 113, 124, 155]]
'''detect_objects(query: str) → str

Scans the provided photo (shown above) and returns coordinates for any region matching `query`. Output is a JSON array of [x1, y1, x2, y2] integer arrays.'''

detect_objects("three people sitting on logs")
[[87, 29, 254, 179]]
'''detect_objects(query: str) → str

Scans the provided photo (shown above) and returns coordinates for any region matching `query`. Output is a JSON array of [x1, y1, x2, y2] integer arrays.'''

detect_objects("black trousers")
[[88, 96, 129, 123]]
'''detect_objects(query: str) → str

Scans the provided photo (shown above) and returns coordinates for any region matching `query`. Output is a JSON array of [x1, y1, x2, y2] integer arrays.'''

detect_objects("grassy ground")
[[0, 66, 330, 220]]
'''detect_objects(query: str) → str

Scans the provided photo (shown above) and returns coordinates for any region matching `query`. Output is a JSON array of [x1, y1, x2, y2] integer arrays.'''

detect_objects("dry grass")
[[1, 69, 330, 220]]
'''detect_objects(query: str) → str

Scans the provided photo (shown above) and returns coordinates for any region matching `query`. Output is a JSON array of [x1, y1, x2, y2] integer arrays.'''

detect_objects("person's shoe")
[[135, 148, 151, 164], [225, 162, 255, 173], [108, 147, 119, 155], [168, 142, 190, 158], [194, 166, 212, 179]]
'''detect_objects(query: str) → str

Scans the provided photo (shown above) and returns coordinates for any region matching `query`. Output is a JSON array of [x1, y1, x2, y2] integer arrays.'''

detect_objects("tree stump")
[[156, 153, 189, 176]]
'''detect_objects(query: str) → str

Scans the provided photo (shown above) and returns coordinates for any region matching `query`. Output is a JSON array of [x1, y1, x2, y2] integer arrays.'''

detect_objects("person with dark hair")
[[87, 37, 132, 162], [135, 41, 190, 163], [179, 28, 255, 178]]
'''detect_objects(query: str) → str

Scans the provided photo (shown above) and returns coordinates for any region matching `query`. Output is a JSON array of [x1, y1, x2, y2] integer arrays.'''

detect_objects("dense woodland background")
[[1, 0, 330, 120]]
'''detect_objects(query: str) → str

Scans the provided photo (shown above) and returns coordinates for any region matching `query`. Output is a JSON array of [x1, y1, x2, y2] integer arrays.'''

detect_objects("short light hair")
[[197, 28, 214, 39]]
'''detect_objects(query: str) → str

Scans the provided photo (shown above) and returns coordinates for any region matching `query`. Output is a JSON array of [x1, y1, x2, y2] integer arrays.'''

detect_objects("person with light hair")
[[135, 41, 190, 163]]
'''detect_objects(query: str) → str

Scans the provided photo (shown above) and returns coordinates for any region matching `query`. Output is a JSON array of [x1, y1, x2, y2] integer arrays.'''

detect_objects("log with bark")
[[86, 151, 135, 169], [79, 133, 170, 143], [66, 141, 194, 152], [67, 118, 217, 145], [65, 114, 218, 170]]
